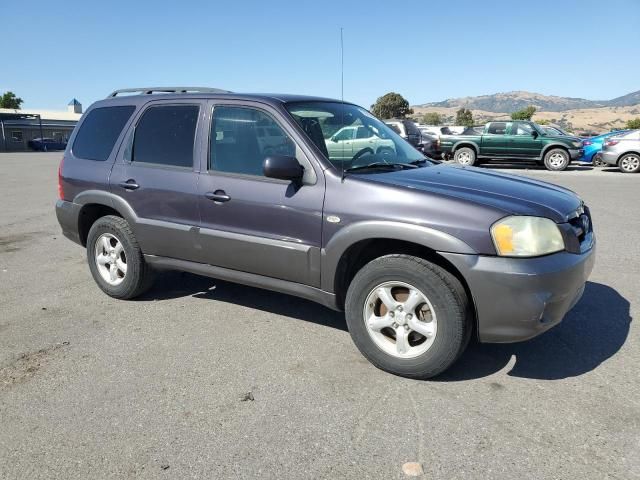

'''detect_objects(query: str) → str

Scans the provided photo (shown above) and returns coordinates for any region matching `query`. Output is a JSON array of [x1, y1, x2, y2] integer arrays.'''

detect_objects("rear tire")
[[618, 153, 640, 173], [86, 215, 155, 299], [592, 153, 606, 167], [453, 147, 476, 166], [345, 255, 470, 379], [543, 148, 570, 171]]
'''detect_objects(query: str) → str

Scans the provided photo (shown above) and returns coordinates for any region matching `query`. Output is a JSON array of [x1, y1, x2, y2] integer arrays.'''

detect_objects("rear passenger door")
[[480, 122, 510, 157], [196, 101, 325, 287], [110, 100, 204, 261]]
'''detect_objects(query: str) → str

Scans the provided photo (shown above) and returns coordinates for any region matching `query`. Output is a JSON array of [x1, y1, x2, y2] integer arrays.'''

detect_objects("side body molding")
[[320, 221, 476, 292]]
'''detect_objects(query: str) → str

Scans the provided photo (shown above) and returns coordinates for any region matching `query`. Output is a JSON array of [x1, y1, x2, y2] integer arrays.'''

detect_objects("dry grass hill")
[[412, 90, 640, 133]]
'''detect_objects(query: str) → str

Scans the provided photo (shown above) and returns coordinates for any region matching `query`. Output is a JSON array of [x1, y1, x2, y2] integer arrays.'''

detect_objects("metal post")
[[0, 118, 6, 152], [38, 115, 44, 152]]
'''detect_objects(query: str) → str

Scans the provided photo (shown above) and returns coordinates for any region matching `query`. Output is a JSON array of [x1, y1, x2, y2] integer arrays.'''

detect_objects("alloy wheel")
[[363, 281, 437, 359], [94, 233, 127, 286], [620, 155, 640, 173]]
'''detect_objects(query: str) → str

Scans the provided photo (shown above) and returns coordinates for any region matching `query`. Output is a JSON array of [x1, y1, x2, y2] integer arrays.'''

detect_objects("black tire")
[[618, 153, 640, 173], [592, 153, 606, 167], [344, 254, 471, 379], [86, 215, 155, 299], [453, 147, 476, 166], [543, 148, 570, 171]]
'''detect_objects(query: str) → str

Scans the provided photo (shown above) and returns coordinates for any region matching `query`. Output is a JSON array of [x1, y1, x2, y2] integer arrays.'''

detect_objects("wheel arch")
[[541, 143, 570, 158], [74, 191, 138, 246], [452, 141, 479, 154], [618, 151, 640, 164], [322, 221, 476, 302]]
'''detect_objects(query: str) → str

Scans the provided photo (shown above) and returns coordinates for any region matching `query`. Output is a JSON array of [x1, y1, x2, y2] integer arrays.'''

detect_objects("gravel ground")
[[0, 153, 638, 479]]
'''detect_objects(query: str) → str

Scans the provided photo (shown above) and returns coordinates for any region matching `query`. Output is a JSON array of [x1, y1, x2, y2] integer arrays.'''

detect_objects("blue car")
[[28, 137, 67, 151], [580, 131, 629, 166]]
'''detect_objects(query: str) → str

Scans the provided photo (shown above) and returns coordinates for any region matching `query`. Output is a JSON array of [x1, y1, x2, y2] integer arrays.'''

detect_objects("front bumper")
[[600, 150, 619, 166], [440, 244, 595, 343], [569, 148, 583, 160]]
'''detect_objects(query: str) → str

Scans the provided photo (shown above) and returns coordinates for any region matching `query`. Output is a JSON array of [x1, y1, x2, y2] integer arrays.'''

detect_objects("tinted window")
[[133, 105, 199, 168], [356, 126, 372, 139], [73, 106, 135, 161], [488, 122, 508, 135], [210, 106, 295, 176]]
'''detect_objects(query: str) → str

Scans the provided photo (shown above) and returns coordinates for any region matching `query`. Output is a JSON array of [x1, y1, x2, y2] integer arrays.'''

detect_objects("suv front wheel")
[[345, 255, 470, 379], [543, 148, 570, 171], [86, 215, 155, 299]]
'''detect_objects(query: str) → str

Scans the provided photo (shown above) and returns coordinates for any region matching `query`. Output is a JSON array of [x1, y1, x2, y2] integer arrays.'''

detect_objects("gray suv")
[[56, 87, 595, 379]]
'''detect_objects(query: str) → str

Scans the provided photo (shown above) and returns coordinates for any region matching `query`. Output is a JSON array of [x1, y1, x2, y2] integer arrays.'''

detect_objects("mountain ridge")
[[416, 90, 640, 113]]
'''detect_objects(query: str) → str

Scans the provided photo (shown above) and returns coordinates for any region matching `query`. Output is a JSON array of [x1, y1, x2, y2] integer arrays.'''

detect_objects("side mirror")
[[263, 155, 304, 181], [330, 136, 339, 142], [531, 130, 539, 138]]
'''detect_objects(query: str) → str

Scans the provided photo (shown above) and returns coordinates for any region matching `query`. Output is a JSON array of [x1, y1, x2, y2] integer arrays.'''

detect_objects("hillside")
[[413, 89, 640, 132], [417, 89, 640, 113]]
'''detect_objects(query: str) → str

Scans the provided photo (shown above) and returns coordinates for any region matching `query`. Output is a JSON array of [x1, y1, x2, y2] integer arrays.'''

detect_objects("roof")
[[0, 108, 82, 121], [68, 98, 82, 106]]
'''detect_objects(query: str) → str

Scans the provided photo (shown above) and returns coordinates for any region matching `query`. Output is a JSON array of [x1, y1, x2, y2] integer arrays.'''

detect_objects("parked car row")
[[383, 116, 639, 173]]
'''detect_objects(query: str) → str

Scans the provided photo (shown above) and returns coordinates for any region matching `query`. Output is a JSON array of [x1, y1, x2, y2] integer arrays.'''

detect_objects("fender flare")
[[74, 190, 139, 227], [320, 220, 476, 292], [540, 143, 571, 159], [452, 140, 480, 154]]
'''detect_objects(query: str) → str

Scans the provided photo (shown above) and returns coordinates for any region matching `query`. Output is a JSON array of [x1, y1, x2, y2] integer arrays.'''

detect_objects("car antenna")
[[340, 27, 347, 183]]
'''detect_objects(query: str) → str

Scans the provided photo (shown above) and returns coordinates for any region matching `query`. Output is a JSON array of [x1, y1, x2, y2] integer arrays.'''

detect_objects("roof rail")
[[107, 87, 232, 98]]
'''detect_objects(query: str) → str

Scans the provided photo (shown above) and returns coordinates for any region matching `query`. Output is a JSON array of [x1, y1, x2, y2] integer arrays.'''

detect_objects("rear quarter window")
[[72, 105, 135, 161]]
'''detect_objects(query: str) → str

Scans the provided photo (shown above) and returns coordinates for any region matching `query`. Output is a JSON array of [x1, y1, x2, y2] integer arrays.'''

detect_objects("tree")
[[455, 108, 474, 127], [511, 106, 537, 121], [0, 91, 23, 109], [371, 92, 413, 119], [422, 112, 442, 125], [626, 118, 640, 129]]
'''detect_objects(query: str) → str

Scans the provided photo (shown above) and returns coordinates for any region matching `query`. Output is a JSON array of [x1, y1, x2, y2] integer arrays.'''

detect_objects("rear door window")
[[487, 122, 508, 135], [132, 105, 199, 168], [73, 106, 135, 161]]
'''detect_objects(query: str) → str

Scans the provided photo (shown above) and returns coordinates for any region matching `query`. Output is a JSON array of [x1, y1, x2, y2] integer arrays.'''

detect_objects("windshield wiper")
[[345, 162, 418, 173]]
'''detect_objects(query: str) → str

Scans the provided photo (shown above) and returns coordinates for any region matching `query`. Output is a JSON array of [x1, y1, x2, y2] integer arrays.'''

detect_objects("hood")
[[544, 134, 582, 143], [363, 164, 582, 223]]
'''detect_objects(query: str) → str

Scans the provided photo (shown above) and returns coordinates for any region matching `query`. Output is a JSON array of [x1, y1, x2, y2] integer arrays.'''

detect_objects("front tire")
[[543, 148, 570, 171], [86, 215, 154, 299], [453, 147, 476, 166], [345, 255, 470, 379], [618, 153, 640, 173]]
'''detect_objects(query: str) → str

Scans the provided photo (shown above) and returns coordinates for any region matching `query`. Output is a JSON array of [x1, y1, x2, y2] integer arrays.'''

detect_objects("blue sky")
[[2, 0, 639, 110]]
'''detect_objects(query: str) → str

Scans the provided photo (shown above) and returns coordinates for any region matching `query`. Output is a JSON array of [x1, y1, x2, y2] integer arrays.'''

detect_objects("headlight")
[[491, 216, 565, 257], [572, 141, 583, 148]]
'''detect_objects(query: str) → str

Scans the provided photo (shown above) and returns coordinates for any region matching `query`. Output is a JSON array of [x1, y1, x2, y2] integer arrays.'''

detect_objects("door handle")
[[119, 180, 140, 190], [205, 191, 231, 203]]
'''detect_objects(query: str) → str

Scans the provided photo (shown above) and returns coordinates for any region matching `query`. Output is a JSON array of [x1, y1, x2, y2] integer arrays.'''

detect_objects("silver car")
[[325, 125, 395, 161], [600, 130, 640, 173]]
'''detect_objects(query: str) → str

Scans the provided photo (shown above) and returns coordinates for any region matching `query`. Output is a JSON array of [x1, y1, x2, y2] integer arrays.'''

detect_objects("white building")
[[0, 99, 82, 152]]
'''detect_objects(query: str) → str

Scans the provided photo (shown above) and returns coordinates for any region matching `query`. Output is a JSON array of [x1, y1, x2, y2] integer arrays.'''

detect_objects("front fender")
[[320, 220, 476, 292]]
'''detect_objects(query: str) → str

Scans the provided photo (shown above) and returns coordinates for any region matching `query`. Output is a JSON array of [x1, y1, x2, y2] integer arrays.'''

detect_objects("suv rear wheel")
[[619, 153, 640, 173], [86, 215, 154, 299], [543, 148, 570, 171], [345, 255, 470, 379], [453, 147, 476, 166]]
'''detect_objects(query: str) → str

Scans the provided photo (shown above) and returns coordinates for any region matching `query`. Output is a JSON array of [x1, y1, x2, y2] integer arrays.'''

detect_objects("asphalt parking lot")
[[0, 152, 638, 479]]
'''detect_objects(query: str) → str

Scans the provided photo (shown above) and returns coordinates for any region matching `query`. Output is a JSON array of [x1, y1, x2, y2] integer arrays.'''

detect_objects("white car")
[[325, 125, 396, 161]]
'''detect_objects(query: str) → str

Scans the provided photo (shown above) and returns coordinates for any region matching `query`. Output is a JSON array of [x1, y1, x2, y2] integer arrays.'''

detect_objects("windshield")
[[285, 102, 426, 171]]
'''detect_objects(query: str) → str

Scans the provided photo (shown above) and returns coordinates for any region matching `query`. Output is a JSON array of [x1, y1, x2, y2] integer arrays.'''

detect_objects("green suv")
[[440, 121, 584, 171]]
